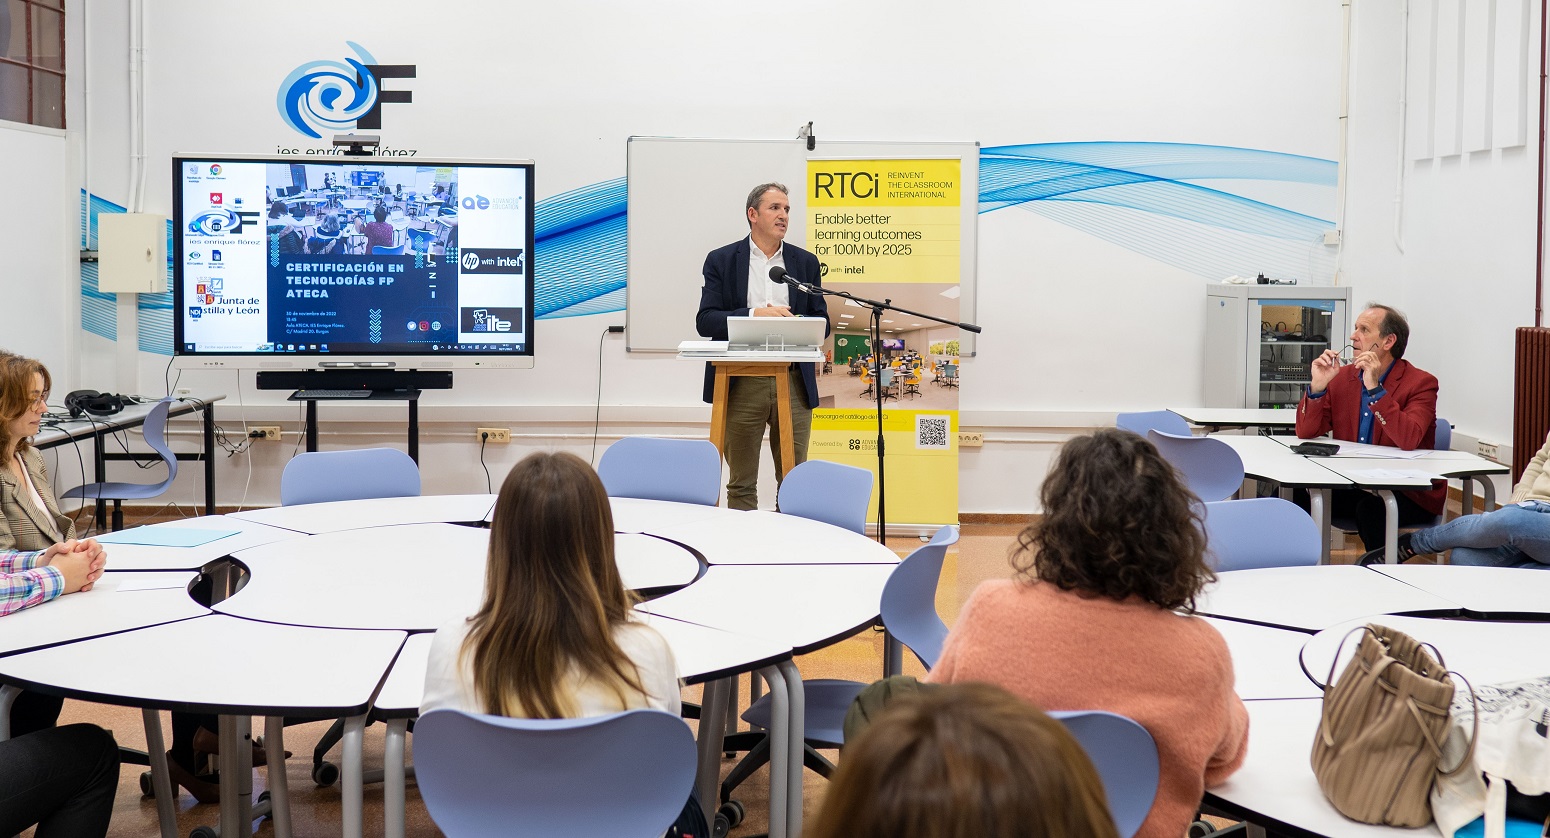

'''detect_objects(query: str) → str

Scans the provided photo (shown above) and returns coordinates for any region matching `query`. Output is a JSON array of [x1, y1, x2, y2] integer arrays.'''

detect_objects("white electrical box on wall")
[[98, 213, 168, 293]]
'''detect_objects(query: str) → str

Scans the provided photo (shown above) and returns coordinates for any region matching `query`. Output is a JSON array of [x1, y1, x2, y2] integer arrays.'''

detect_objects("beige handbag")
[[1310, 624, 1476, 828]]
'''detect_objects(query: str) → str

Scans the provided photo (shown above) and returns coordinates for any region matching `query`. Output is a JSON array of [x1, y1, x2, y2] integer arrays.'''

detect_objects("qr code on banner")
[[916, 415, 950, 449]]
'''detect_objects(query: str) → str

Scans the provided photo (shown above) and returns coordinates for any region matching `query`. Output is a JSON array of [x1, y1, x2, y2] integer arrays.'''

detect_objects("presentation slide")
[[174, 156, 533, 359]]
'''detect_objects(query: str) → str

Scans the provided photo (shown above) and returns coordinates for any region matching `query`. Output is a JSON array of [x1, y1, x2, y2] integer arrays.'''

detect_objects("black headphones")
[[64, 390, 125, 418]]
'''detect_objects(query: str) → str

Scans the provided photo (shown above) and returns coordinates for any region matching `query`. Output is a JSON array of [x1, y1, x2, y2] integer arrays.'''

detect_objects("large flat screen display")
[[172, 155, 535, 370]]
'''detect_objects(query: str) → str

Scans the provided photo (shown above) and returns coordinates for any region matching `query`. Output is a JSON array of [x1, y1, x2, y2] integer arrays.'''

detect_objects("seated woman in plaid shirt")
[[0, 538, 104, 616]]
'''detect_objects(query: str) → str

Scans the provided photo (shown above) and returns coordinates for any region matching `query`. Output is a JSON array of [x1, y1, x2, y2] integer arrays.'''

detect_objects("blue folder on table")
[[94, 527, 239, 548]]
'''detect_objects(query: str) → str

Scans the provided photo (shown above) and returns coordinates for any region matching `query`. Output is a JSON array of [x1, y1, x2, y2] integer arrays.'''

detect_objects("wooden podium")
[[683, 346, 823, 481], [708, 360, 800, 479]]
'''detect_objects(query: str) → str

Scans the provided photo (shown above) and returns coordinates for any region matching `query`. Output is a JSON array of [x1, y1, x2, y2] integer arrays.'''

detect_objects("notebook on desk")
[[725, 316, 825, 352]]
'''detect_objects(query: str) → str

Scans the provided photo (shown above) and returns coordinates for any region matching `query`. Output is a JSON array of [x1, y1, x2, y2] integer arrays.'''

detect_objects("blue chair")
[[597, 437, 721, 506], [721, 526, 961, 805], [1147, 429, 1245, 502], [1202, 497, 1320, 571], [942, 363, 959, 388], [61, 399, 177, 531], [372, 242, 407, 255], [280, 448, 420, 506], [879, 525, 959, 669], [404, 227, 435, 254], [1048, 710, 1160, 838], [776, 460, 872, 534], [1116, 409, 1191, 437], [415, 708, 696, 838], [277, 447, 424, 780]]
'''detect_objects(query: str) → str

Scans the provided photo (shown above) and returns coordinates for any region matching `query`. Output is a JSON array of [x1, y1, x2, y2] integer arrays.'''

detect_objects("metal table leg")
[[759, 664, 790, 838], [777, 659, 805, 838], [1311, 488, 1332, 565], [265, 716, 291, 838], [1380, 490, 1400, 563], [142, 709, 177, 838], [341, 715, 367, 838], [383, 718, 409, 838], [694, 678, 732, 822]]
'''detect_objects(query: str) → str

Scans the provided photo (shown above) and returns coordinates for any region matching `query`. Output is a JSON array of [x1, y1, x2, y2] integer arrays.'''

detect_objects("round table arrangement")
[[0, 494, 898, 838]]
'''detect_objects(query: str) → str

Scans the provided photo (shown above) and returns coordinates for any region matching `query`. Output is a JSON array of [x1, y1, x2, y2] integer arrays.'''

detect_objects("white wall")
[[66, 1, 1350, 512], [0, 122, 77, 391], [1342, 0, 1541, 455]]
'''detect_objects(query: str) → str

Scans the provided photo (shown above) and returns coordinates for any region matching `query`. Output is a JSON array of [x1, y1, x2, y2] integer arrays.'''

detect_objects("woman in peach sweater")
[[928, 428, 1249, 838]]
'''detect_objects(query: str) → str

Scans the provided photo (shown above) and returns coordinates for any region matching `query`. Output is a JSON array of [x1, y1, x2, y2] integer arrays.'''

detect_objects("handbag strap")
[[1321, 625, 1379, 691], [1438, 670, 1480, 777]]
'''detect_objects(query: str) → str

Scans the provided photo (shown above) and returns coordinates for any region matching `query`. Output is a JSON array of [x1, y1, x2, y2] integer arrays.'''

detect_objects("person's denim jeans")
[[1411, 500, 1550, 568]]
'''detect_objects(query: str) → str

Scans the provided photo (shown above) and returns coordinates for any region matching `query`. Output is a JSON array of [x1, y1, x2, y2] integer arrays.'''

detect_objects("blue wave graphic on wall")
[[80, 142, 1338, 348], [980, 142, 1337, 283]]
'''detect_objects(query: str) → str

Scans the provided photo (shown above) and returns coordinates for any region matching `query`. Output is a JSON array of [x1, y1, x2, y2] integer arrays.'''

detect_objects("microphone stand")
[[779, 272, 981, 546]]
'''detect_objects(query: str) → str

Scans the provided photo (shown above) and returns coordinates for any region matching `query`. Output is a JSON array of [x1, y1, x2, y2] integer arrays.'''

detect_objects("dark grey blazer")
[[695, 237, 829, 406]]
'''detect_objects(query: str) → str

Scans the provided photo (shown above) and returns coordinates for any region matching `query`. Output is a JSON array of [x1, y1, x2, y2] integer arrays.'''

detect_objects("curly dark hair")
[[1012, 428, 1214, 612]]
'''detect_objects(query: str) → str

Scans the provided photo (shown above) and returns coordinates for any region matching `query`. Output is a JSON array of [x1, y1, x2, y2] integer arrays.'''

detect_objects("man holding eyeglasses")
[[1296, 303, 1444, 551]]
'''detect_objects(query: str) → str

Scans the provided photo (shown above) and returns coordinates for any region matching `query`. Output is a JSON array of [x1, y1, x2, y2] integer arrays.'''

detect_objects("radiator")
[[1515, 327, 1550, 481]]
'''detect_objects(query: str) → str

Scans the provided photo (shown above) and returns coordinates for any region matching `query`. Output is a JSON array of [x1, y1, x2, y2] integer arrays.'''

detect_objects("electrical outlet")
[[1477, 440, 1500, 461], [478, 427, 511, 443], [958, 432, 984, 447], [174, 388, 192, 397], [251, 425, 282, 441]]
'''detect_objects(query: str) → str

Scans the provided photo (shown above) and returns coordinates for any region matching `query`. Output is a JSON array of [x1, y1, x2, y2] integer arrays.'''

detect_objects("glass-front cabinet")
[[1204, 284, 1352, 410]]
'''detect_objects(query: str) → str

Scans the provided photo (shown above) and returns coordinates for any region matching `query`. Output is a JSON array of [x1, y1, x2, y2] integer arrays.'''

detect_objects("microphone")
[[769, 265, 813, 293]]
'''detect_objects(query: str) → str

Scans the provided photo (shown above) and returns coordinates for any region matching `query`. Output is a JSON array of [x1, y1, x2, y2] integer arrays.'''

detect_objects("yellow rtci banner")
[[806, 158, 961, 528]]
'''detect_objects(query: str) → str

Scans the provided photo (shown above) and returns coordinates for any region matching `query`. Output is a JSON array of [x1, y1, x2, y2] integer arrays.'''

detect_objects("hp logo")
[[460, 251, 480, 271]]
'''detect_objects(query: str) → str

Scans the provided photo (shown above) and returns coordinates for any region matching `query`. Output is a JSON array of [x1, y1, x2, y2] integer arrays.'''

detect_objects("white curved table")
[[93, 514, 304, 571], [1195, 565, 1463, 631], [0, 494, 891, 838], [214, 524, 703, 631], [231, 493, 497, 534]]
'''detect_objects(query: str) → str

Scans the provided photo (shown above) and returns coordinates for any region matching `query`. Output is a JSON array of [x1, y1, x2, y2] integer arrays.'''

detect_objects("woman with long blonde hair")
[[421, 451, 679, 718]]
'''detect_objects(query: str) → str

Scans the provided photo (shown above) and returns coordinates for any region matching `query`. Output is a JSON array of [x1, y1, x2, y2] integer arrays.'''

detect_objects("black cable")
[[163, 354, 178, 398], [479, 433, 492, 493], [591, 326, 611, 465]]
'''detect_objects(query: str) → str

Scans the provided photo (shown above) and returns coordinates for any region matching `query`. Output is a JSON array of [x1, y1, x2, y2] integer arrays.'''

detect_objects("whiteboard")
[[625, 137, 979, 353]]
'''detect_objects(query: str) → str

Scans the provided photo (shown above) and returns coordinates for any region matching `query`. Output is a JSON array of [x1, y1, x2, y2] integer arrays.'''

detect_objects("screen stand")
[[258, 370, 452, 464]]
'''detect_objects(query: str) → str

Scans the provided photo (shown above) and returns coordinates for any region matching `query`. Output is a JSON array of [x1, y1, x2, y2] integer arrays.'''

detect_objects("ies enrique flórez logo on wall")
[[276, 42, 415, 139]]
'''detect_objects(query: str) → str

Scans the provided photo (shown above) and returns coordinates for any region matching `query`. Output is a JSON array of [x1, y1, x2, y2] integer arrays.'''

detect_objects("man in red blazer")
[[1296, 303, 1444, 551]]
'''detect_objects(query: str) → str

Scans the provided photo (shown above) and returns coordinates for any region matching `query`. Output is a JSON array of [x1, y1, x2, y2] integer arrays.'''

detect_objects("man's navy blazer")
[[695, 238, 829, 406]]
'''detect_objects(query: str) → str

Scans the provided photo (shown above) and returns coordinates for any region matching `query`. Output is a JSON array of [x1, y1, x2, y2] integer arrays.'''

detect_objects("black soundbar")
[[255, 369, 454, 391]]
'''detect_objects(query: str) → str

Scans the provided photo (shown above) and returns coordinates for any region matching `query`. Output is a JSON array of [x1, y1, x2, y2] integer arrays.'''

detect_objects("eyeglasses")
[[29, 392, 49, 408], [1336, 345, 1358, 364]]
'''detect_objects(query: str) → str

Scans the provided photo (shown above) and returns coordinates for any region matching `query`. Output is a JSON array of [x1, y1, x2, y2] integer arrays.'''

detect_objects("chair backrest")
[[280, 447, 421, 506], [137, 399, 179, 490], [1202, 497, 1320, 571], [372, 242, 407, 255], [880, 525, 960, 669], [1146, 430, 1245, 503], [1115, 410, 1191, 437], [880, 368, 894, 386], [777, 460, 873, 534], [415, 708, 696, 838], [1434, 417, 1452, 451], [405, 227, 435, 253], [597, 437, 721, 506], [945, 364, 958, 379], [1048, 710, 1160, 838]]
